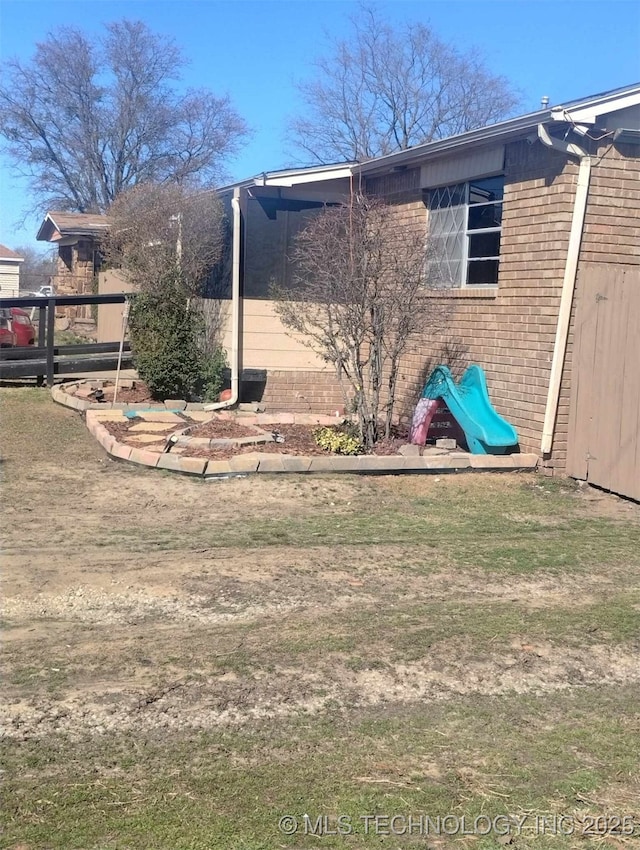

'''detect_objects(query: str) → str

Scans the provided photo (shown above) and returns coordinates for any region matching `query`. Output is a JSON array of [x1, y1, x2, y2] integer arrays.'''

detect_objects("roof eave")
[[353, 111, 552, 175], [218, 162, 357, 194], [355, 83, 640, 176]]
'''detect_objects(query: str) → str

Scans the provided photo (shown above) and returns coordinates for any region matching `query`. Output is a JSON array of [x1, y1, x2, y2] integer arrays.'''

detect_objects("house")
[[36, 211, 110, 319], [0, 244, 24, 297], [217, 82, 640, 499]]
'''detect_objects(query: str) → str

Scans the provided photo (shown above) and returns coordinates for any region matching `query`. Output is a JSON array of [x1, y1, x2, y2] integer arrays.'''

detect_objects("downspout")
[[204, 186, 241, 410], [537, 123, 591, 456]]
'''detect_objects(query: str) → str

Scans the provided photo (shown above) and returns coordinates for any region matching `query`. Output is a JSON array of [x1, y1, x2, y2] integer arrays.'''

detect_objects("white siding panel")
[[420, 146, 505, 189]]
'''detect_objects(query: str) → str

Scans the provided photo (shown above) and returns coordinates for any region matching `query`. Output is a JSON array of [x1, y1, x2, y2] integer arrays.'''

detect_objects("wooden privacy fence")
[[0, 293, 132, 386], [567, 264, 640, 501]]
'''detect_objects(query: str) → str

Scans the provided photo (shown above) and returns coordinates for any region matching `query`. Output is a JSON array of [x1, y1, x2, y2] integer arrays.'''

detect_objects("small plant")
[[198, 345, 227, 402], [314, 425, 364, 456]]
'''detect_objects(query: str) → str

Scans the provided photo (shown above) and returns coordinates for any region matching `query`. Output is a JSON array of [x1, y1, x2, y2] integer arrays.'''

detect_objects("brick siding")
[[239, 136, 640, 471], [249, 370, 347, 415]]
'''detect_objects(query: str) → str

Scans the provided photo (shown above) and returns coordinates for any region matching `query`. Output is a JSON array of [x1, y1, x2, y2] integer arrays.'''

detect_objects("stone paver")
[[110, 442, 133, 461], [156, 453, 186, 473], [281, 456, 313, 473], [184, 412, 214, 422], [229, 455, 261, 473], [256, 456, 286, 473], [128, 422, 177, 433], [135, 411, 185, 423], [178, 457, 208, 475], [91, 411, 127, 421], [128, 433, 171, 444], [128, 447, 160, 468], [204, 460, 233, 476]]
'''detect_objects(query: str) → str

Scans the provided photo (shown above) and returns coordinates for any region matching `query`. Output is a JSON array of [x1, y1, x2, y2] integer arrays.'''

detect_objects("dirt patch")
[[3, 631, 639, 739], [98, 382, 155, 404], [186, 419, 265, 439], [102, 418, 415, 459]]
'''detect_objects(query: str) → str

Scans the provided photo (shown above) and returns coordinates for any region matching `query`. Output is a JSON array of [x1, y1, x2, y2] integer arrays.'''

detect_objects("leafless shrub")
[[274, 193, 449, 448], [104, 183, 225, 298]]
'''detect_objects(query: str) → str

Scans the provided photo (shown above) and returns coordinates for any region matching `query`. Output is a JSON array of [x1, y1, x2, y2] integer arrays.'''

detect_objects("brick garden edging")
[[54, 380, 539, 479], [84, 409, 538, 478], [51, 380, 210, 413]]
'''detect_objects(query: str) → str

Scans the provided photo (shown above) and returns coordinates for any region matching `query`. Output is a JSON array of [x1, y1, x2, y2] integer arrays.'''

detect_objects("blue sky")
[[1, 0, 639, 251]]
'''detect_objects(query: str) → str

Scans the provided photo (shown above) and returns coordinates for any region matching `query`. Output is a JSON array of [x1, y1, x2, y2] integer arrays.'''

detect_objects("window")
[[427, 175, 504, 287], [59, 245, 73, 271]]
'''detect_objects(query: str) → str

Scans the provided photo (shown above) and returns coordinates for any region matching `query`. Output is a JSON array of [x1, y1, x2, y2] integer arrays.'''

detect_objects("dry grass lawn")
[[2, 387, 639, 849]]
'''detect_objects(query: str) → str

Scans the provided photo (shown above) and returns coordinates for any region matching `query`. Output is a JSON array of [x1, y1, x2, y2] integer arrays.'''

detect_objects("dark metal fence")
[[0, 293, 133, 385]]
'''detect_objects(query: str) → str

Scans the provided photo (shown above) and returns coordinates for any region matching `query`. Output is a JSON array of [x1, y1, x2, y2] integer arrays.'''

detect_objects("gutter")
[[204, 186, 241, 411], [537, 123, 591, 456], [353, 109, 554, 175]]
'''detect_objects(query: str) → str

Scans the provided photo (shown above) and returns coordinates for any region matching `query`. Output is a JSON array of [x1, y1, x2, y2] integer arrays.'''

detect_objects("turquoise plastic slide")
[[422, 365, 518, 455]]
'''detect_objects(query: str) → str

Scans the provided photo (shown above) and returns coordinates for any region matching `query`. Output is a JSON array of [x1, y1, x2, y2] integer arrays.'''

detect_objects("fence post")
[[36, 304, 47, 386], [46, 297, 56, 387]]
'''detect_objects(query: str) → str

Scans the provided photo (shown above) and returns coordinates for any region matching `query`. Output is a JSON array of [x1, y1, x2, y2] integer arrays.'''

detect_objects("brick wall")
[[388, 140, 579, 468], [581, 140, 640, 265], [387, 138, 640, 472], [251, 370, 347, 414], [236, 138, 640, 465], [54, 239, 97, 321]]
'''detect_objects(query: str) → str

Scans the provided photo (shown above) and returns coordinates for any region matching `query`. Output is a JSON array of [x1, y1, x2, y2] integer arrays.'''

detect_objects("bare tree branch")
[[274, 194, 449, 447], [103, 183, 225, 299], [288, 6, 520, 163], [0, 20, 249, 215]]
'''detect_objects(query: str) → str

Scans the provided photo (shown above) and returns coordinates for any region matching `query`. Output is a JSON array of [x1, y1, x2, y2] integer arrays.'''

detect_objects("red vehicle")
[[9, 307, 36, 346], [0, 323, 16, 347], [0, 307, 36, 346]]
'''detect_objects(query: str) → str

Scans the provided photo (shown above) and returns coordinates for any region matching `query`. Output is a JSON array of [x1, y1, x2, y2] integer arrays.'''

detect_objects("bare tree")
[[104, 183, 225, 298], [14, 245, 57, 292], [0, 20, 248, 214], [274, 194, 448, 448], [289, 7, 520, 163]]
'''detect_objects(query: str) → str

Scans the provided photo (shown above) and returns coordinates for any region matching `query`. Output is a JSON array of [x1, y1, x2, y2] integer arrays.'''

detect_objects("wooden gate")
[[567, 264, 640, 501]]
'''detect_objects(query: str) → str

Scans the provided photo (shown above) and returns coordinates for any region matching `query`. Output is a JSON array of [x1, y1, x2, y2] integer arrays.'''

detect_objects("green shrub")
[[314, 425, 364, 455], [129, 275, 226, 402], [199, 345, 228, 402]]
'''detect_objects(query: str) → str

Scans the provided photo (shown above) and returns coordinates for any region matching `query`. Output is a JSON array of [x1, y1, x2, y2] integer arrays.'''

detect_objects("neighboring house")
[[217, 82, 640, 499], [0, 244, 24, 297], [36, 211, 110, 319]]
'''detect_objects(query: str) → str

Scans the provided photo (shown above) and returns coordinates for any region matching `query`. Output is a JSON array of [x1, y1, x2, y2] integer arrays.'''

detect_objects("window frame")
[[427, 174, 504, 289]]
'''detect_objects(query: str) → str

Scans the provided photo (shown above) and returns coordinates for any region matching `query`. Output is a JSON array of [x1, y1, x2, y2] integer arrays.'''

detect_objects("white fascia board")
[[219, 164, 356, 194], [261, 166, 354, 187], [354, 113, 551, 175], [555, 90, 640, 125]]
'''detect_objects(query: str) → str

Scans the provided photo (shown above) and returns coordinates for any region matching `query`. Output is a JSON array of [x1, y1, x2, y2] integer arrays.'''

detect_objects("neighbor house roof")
[[36, 211, 111, 242], [0, 244, 24, 262]]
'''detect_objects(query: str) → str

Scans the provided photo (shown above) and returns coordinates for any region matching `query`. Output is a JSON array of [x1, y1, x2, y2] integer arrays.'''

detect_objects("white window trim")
[[426, 174, 503, 289]]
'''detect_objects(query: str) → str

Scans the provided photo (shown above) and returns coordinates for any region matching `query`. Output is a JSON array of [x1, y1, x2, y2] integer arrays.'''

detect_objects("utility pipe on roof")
[[537, 123, 591, 456], [204, 186, 241, 411]]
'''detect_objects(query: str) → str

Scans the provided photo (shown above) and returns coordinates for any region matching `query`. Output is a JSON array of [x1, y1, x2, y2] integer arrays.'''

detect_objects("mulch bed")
[[187, 419, 264, 439], [101, 418, 414, 460], [99, 382, 155, 404]]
